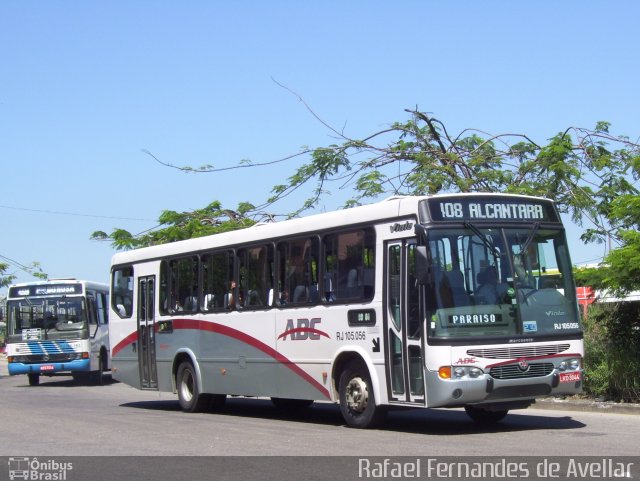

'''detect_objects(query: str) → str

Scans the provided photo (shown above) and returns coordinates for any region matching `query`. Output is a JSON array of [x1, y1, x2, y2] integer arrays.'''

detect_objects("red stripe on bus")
[[111, 319, 331, 399], [485, 353, 583, 369], [112, 331, 138, 357]]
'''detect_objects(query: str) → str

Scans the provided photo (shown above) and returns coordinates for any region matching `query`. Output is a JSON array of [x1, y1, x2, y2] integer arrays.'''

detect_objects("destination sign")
[[422, 196, 559, 223], [8, 284, 83, 298]]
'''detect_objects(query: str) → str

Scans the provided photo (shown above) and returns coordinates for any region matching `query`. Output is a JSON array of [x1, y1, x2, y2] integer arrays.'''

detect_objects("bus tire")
[[28, 373, 40, 386], [94, 352, 106, 386], [338, 360, 385, 428], [176, 361, 210, 413], [464, 405, 508, 424]]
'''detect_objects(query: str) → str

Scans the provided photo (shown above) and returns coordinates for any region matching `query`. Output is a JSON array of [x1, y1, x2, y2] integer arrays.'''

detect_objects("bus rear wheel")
[[338, 360, 385, 428], [176, 361, 210, 413]]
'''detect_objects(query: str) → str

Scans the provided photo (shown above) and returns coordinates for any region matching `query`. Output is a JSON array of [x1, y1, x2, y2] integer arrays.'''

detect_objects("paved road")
[[1, 359, 639, 458]]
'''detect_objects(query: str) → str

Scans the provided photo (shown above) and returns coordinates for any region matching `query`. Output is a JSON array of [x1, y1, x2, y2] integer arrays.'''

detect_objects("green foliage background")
[[582, 302, 640, 402]]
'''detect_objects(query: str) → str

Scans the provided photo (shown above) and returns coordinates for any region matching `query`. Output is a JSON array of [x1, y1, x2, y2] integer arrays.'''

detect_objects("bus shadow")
[[120, 397, 587, 435], [17, 375, 117, 388], [383, 406, 587, 435]]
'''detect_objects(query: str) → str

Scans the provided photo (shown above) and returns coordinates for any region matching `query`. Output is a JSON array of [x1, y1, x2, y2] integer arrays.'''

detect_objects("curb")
[[535, 397, 640, 415]]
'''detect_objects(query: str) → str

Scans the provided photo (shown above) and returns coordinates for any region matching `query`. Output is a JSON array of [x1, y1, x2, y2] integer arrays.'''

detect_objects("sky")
[[1, 1, 639, 295]]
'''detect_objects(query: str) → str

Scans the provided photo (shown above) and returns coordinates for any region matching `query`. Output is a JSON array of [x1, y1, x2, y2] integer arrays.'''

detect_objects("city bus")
[[109, 194, 583, 427], [6, 279, 110, 386]]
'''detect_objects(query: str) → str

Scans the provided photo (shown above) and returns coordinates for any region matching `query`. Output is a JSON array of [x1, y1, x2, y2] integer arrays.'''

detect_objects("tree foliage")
[[95, 109, 640, 293], [0, 260, 47, 288], [264, 110, 639, 241], [91, 201, 259, 250], [0, 262, 15, 289]]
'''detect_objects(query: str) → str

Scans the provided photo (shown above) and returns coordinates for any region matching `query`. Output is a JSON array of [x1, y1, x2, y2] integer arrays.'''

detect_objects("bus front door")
[[385, 240, 425, 404], [137, 276, 158, 389]]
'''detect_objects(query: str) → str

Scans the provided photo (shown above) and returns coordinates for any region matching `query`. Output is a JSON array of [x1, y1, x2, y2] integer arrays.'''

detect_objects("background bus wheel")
[[176, 361, 210, 413], [338, 360, 385, 428], [94, 352, 106, 386], [28, 373, 40, 386], [464, 405, 508, 424], [271, 398, 314, 410]]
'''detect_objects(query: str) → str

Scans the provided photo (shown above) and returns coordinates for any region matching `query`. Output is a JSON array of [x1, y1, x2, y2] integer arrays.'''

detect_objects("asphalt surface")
[[1, 353, 638, 415]]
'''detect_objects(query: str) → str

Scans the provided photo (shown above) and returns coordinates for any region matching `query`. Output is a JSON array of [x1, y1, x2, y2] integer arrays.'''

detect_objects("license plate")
[[559, 372, 581, 383], [40, 365, 55, 372]]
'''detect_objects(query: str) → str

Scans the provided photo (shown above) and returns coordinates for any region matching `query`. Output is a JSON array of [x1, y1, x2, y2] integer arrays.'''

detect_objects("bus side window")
[[323, 228, 375, 302], [97, 292, 108, 324], [277, 237, 318, 306], [164, 256, 199, 314], [112, 267, 134, 318], [87, 294, 98, 325]]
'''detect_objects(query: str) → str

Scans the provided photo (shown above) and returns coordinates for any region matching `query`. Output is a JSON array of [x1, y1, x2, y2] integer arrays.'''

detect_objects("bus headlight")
[[443, 366, 484, 379], [558, 358, 581, 371]]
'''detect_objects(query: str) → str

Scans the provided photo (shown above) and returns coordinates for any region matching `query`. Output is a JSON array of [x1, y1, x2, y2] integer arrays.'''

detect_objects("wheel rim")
[[179, 369, 194, 402], [345, 376, 369, 413]]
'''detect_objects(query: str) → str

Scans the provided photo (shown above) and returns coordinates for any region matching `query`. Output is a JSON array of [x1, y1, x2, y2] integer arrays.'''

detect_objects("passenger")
[[476, 266, 499, 304]]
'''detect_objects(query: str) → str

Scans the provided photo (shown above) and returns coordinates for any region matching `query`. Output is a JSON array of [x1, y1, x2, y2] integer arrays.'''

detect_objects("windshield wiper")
[[464, 221, 501, 258], [519, 222, 540, 255]]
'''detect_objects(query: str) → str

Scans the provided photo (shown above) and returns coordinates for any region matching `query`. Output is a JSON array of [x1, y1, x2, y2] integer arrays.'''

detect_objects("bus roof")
[[110, 193, 558, 267]]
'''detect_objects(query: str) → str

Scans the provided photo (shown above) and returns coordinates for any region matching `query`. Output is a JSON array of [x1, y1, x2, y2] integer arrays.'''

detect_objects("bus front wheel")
[[338, 360, 385, 428], [28, 373, 40, 386], [176, 361, 210, 413], [464, 405, 508, 424]]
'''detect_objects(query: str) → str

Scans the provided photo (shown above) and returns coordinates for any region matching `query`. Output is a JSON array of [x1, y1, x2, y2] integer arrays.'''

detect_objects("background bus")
[[109, 194, 583, 427], [6, 279, 110, 386]]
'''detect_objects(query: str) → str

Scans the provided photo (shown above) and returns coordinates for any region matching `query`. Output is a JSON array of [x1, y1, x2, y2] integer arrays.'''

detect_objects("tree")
[[96, 109, 640, 292], [0, 258, 47, 288], [91, 201, 259, 250], [0, 261, 15, 289], [575, 192, 640, 293]]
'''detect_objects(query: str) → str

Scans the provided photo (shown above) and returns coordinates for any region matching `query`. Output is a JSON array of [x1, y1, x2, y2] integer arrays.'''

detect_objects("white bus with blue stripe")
[[6, 279, 110, 386]]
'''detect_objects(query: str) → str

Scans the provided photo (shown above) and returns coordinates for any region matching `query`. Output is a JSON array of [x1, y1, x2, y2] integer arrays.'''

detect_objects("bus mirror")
[[415, 245, 429, 285]]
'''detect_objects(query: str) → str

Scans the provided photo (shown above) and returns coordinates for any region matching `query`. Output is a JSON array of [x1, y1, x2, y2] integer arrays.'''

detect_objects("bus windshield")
[[7, 296, 88, 341], [426, 225, 582, 340]]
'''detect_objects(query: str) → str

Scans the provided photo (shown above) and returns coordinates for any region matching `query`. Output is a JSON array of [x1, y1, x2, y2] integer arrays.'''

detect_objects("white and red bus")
[[6, 279, 110, 385], [109, 194, 583, 427]]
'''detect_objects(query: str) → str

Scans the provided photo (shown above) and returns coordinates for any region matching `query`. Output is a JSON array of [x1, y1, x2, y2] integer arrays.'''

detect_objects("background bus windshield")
[[426, 226, 582, 340], [7, 297, 88, 340]]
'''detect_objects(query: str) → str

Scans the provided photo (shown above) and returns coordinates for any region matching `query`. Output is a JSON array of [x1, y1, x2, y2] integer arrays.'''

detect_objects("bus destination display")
[[8, 284, 83, 298], [424, 197, 559, 223]]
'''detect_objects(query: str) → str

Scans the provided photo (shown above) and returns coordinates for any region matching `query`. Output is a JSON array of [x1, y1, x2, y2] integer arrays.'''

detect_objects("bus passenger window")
[[277, 238, 318, 306], [238, 245, 274, 309], [164, 256, 199, 314], [201, 251, 234, 312], [323, 229, 375, 302]]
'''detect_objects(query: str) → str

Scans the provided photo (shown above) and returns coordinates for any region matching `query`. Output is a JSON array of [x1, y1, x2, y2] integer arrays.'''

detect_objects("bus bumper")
[[424, 368, 584, 409], [8, 359, 91, 376]]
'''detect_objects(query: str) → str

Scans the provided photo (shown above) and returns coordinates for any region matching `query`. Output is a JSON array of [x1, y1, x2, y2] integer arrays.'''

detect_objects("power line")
[[0, 253, 46, 280], [0, 204, 154, 222], [0, 254, 32, 272]]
